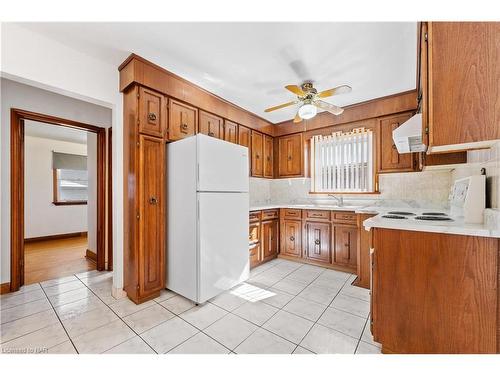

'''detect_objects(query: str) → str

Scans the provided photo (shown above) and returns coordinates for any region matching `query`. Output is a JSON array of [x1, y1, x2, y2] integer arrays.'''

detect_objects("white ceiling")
[[18, 22, 417, 123], [25, 120, 88, 144]]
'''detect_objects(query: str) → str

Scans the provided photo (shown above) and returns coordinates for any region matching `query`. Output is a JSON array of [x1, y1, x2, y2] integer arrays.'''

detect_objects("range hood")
[[392, 113, 427, 153]]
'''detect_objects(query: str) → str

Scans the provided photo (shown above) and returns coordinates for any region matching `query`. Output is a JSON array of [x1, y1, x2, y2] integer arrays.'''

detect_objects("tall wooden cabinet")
[[123, 85, 166, 304]]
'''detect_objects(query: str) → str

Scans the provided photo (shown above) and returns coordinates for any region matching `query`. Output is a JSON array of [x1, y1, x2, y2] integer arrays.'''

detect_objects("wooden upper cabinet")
[[138, 87, 166, 138], [278, 133, 303, 177], [378, 112, 417, 173], [138, 134, 165, 296], [168, 99, 197, 141], [263, 135, 273, 178], [426, 22, 500, 151], [238, 125, 251, 148], [262, 219, 279, 261], [334, 225, 357, 268], [304, 221, 331, 264], [224, 120, 238, 144], [251, 130, 264, 177], [199, 110, 223, 139], [281, 220, 302, 258]]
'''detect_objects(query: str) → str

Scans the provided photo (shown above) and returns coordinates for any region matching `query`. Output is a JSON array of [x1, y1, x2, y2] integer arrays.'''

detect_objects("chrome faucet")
[[328, 194, 344, 207]]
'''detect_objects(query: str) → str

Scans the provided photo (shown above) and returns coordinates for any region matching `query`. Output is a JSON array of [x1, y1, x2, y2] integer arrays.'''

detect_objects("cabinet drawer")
[[332, 211, 357, 224], [249, 211, 261, 223], [281, 208, 302, 219], [262, 209, 279, 220], [305, 210, 330, 221]]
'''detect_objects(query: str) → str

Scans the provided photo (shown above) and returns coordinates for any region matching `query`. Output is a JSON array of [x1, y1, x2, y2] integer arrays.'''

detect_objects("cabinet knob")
[[315, 239, 321, 245], [345, 243, 349, 247], [267, 156, 271, 161], [256, 154, 260, 159], [290, 236, 295, 242], [149, 196, 158, 205], [148, 112, 157, 121], [287, 156, 292, 161]]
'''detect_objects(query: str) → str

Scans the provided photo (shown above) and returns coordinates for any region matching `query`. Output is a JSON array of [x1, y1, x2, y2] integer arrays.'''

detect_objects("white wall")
[[24, 136, 88, 238], [1, 23, 123, 289]]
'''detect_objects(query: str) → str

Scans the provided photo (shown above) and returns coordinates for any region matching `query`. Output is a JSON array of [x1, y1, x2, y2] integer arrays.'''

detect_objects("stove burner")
[[382, 215, 408, 219], [421, 212, 447, 216], [415, 216, 453, 221], [387, 211, 415, 216]]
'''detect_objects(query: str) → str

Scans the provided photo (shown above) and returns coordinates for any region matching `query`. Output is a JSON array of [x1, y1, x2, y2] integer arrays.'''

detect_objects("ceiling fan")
[[264, 82, 352, 123]]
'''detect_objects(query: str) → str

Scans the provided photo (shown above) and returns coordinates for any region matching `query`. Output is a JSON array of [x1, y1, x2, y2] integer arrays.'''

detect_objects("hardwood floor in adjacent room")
[[24, 235, 95, 285]]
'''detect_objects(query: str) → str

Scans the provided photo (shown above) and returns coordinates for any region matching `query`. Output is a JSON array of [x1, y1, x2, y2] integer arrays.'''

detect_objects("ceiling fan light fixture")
[[298, 103, 317, 120]]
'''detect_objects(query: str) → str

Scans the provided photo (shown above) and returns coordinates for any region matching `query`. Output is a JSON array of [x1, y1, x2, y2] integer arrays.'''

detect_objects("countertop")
[[249, 202, 500, 238]]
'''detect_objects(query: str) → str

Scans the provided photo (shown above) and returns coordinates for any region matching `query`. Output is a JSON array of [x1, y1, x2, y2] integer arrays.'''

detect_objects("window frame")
[[52, 168, 88, 206], [309, 128, 379, 194]]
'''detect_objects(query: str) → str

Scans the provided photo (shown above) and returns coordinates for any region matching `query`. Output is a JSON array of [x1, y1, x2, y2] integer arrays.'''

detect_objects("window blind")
[[310, 128, 374, 193], [52, 151, 87, 170]]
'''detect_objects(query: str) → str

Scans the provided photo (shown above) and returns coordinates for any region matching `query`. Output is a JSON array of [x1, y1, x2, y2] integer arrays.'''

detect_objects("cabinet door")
[[249, 222, 261, 268], [138, 87, 165, 138], [378, 113, 416, 173], [278, 133, 303, 177], [168, 99, 197, 141], [199, 110, 223, 139], [304, 221, 331, 264], [251, 131, 264, 177], [333, 225, 358, 268], [262, 219, 278, 261], [238, 125, 251, 148], [428, 22, 500, 149], [280, 220, 302, 258], [263, 135, 273, 178], [138, 135, 165, 296], [224, 120, 238, 144]]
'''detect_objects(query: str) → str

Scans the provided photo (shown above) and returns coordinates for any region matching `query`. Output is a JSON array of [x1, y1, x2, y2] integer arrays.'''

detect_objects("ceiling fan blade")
[[314, 100, 344, 115], [317, 85, 352, 99], [293, 112, 302, 123], [285, 85, 306, 97], [264, 100, 298, 113]]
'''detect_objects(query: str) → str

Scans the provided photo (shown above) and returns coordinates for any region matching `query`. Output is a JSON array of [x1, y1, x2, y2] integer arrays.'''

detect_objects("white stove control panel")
[[449, 175, 485, 224]]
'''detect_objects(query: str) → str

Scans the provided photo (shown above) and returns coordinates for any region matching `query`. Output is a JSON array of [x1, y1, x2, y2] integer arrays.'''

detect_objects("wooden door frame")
[[107, 127, 113, 271], [10, 108, 107, 291]]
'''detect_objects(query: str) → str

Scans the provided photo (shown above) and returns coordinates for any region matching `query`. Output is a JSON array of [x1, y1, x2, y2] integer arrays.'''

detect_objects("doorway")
[[10, 108, 108, 291]]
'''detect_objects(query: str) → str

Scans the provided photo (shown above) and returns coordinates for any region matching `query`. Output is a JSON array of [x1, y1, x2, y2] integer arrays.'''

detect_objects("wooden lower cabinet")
[[333, 225, 358, 269], [262, 219, 279, 261], [304, 221, 331, 264], [280, 219, 302, 258], [249, 210, 278, 268], [372, 228, 500, 353]]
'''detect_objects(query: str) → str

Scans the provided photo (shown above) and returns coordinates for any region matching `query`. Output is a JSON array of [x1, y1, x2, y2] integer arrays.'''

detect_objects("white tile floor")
[[0, 259, 382, 354]]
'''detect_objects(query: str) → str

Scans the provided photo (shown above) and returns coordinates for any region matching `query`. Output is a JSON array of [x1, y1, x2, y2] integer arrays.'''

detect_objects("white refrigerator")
[[167, 134, 249, 304]]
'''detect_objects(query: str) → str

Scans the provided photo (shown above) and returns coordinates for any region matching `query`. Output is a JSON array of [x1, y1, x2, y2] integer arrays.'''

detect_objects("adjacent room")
[[23, 121, 96, 284]]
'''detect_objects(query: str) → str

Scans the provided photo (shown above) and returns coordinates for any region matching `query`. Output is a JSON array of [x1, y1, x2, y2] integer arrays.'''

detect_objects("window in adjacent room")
[[310, 128, 374, 193], [52, 151, 88, 205]]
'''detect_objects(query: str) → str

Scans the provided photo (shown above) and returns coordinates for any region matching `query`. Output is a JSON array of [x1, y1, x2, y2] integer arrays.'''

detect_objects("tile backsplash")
[[250, 169, 452, 208]]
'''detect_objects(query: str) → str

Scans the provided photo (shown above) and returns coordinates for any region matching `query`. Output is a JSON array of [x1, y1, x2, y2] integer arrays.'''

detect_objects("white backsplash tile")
[[249, 143, 500, 210]]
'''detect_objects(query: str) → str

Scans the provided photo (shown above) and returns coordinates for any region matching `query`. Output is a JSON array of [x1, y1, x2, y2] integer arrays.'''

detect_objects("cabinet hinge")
[[424, 32, 428, 41], [136, 284, 140, 290], [136, 211, 140, 219], [425, 127, 429, 134]]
